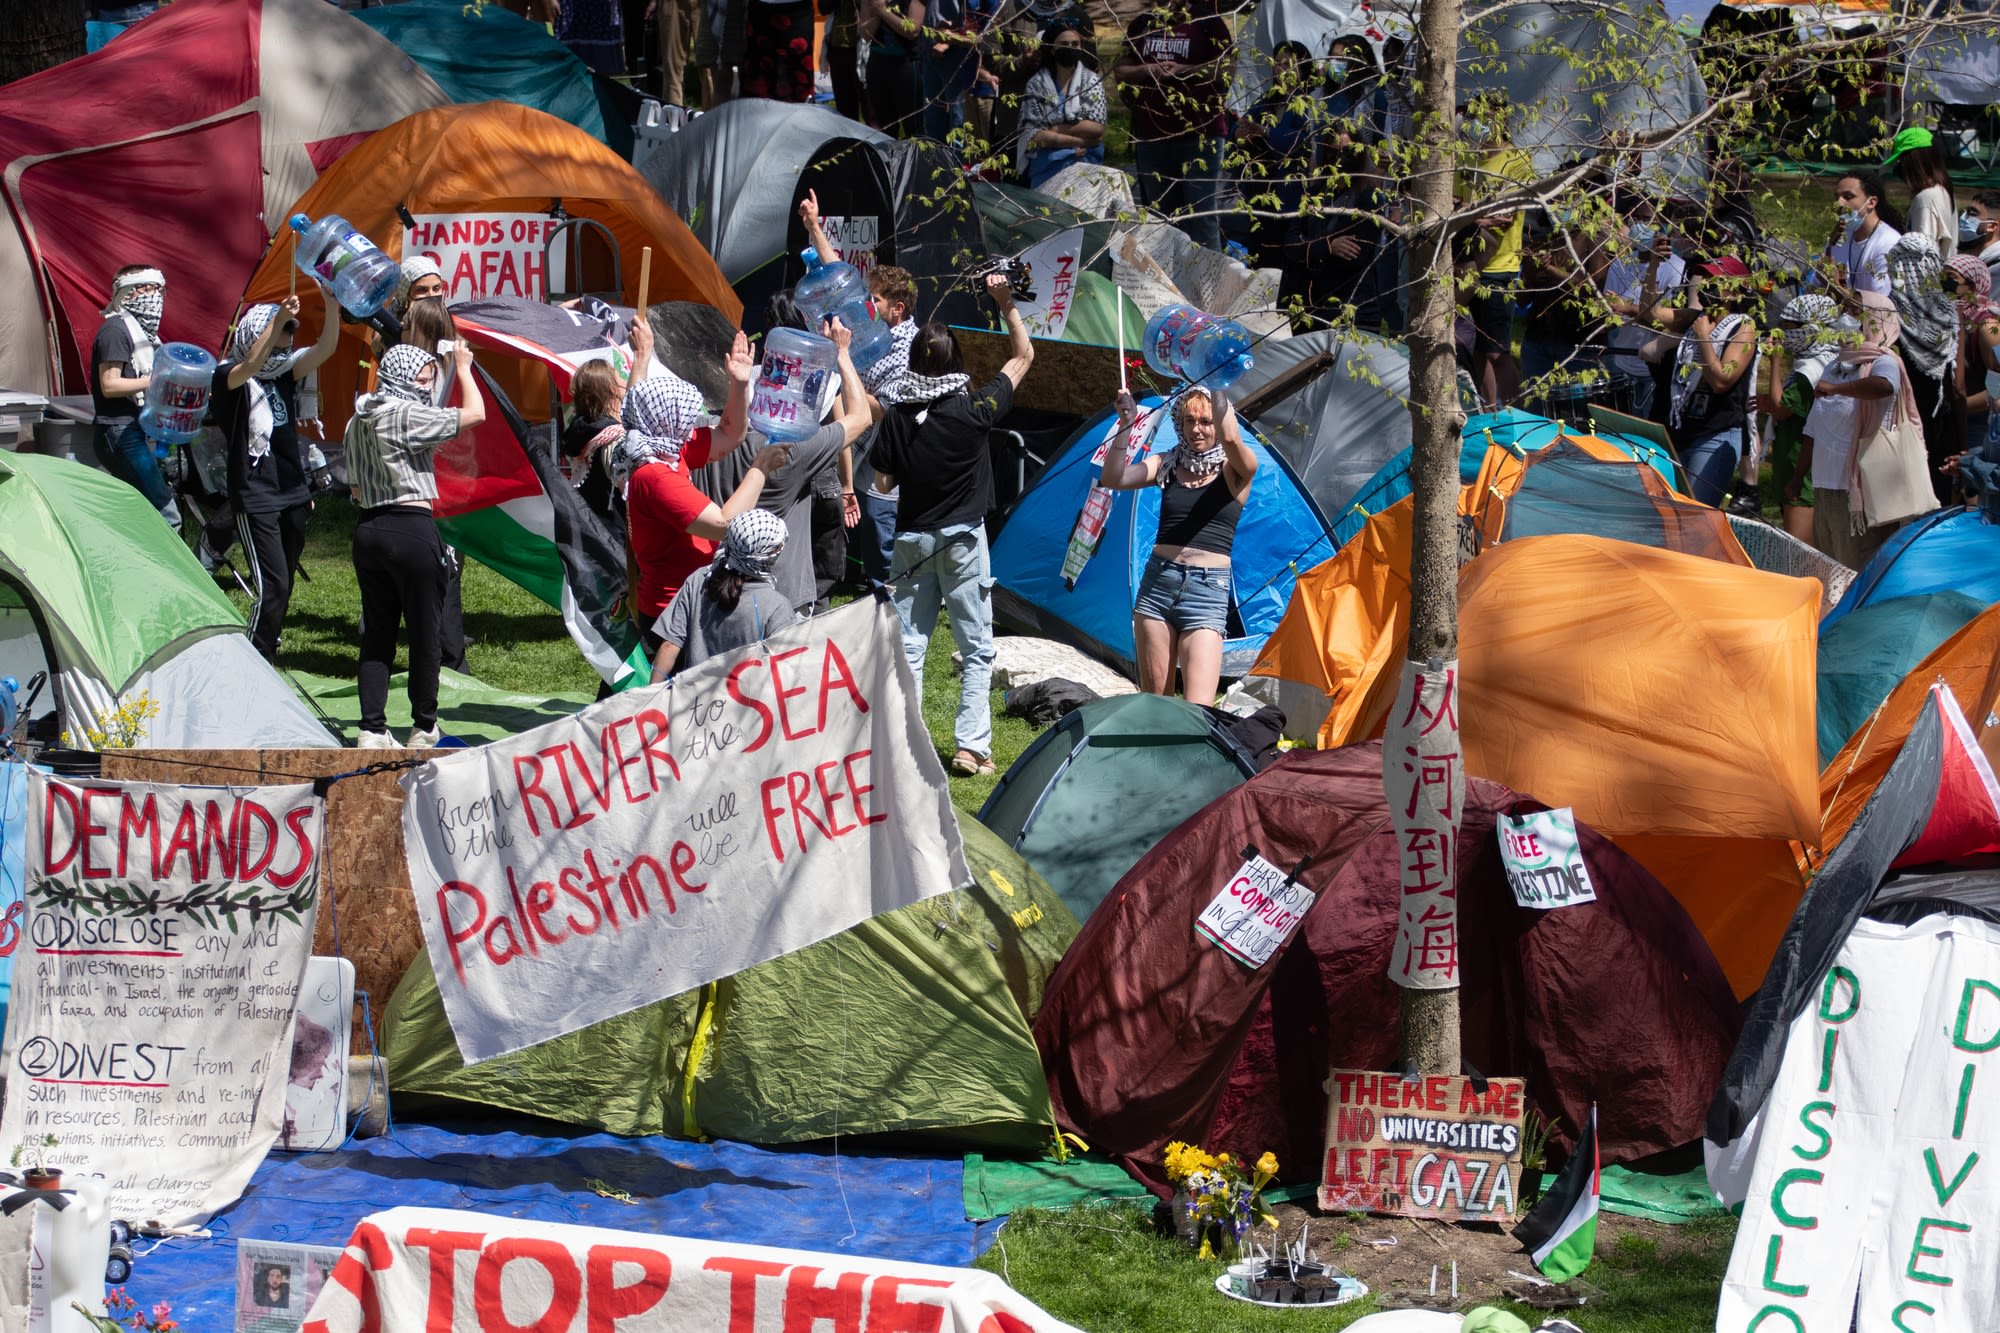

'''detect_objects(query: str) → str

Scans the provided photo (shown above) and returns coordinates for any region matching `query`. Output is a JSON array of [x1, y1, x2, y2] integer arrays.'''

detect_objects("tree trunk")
[[1395, 0, 1465, 1077], [0, 0, 85, 87]]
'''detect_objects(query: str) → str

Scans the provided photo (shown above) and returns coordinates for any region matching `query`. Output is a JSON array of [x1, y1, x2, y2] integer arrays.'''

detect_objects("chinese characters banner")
[[1384, 659, 1462, 990]]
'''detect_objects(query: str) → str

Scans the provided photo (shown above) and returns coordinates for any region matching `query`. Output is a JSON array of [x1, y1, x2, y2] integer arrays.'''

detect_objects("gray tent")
[[637, 100, 889, 286], [1231, 329, 1413, 521]]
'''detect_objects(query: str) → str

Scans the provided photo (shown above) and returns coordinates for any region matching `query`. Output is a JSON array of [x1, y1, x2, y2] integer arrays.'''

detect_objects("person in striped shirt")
[[344, 341, 487, 749]]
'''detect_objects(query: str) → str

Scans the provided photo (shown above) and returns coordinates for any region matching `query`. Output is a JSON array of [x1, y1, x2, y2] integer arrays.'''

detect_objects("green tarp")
[[0, 451, 239, 693], [289, 668, 593, 743], [353, 0, 628, 155], [1817, 591, 1986, 765], [381, 816, 1081, 1148]]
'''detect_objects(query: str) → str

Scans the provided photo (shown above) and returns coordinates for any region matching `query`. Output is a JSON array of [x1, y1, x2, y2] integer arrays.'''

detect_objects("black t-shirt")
[[873, 375, 1012, 532], [211, 365, 311, 513], [91, 317, 143, 426], [560, 414, 621, 529]]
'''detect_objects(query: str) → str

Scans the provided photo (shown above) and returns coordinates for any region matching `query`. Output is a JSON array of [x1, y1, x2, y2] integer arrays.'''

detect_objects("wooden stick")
[[637, 246, 653, 322]]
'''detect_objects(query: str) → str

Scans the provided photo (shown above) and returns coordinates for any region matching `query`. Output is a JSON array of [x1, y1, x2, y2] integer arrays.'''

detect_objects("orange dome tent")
[[240, 101, 741, 436]]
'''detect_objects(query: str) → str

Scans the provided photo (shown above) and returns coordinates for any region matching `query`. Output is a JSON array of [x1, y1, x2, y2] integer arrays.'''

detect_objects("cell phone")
[[437, 339, 457, 355]]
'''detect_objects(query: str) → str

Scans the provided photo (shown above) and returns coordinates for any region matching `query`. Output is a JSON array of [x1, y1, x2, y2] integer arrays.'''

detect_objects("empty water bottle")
[[290, 212, 401, 318], [1142, 304, 1255, 389], [139, 343, 218, 445], [749, 327, 838, 443], [793, 247, 868, 320]]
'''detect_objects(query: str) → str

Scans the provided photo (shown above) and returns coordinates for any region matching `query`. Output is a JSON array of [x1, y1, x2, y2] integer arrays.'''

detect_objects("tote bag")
[[1855, 411, 1940, 528]]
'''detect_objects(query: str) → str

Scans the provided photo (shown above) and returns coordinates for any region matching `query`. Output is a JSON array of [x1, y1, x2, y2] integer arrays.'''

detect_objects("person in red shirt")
[[615, 331, 790, 654], [1114, 0, 1231, 252]]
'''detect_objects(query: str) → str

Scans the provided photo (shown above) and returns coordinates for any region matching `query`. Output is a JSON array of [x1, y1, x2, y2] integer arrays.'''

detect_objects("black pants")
[[866, 49, 918, 137], [352, 505, 446, 735], [810, 491, 848, 610], [237, 504, 310, 662], [438, 545, 469, 673], [1907, 362, 1963, 504]]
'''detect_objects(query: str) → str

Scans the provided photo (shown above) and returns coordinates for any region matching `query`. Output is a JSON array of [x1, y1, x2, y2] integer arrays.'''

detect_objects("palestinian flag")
[[434, 361, 648, 690], [1513, 1106, 1598, 1283]]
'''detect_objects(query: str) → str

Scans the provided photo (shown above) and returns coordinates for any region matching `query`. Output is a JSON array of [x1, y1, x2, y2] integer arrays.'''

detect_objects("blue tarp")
[[1330, 408, 1683, 549], [126, 1121, 983, 1328], [1822, 507, 2000, 633], [991, 396, 1335, 677]]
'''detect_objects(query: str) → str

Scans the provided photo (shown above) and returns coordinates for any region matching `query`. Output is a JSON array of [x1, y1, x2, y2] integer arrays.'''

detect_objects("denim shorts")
[[1133, 556, 1232, 635]]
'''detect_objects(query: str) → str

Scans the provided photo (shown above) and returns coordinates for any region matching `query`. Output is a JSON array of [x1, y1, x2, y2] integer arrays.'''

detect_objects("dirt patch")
[[1260, 1205, 1697, 1311]]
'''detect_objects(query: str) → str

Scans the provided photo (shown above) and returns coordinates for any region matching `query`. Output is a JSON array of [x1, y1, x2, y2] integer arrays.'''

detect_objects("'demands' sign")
[[401, 598, 969, 1064], [1, 775, 323, 1226]]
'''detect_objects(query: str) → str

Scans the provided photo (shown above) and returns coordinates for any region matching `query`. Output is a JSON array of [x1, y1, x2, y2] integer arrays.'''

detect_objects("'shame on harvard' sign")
[[401, 598, 970, 1064]]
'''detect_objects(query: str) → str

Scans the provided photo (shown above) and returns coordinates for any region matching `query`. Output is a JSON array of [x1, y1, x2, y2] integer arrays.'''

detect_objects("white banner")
[[1014, 228, 1087, 342], [1496, 808, 1597, 909], [1719, 914, 2000, 1331], [0, 775, 323, 1225], [1384, 660, 1464, 990], [404, 214, 572, 304], [401, 598, 969, 1064], [1194, 854, 1313, 968], [301, 1207, 1079, 1333]]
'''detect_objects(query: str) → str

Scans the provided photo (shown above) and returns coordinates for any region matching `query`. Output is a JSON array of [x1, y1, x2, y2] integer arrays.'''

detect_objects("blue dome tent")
[[1822, 508, 2000, 633], [991, 395, 1336, 678]]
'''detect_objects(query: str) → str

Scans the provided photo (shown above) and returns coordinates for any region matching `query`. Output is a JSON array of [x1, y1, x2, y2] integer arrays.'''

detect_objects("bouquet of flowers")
[[1162, 1141, 1280, 1260]]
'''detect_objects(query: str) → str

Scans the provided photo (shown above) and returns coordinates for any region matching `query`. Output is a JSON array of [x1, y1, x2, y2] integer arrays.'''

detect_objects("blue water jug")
[[139, 343, 218, 445], [749, 327, 838, 443], [290, 212, 401, 318], [793, 247, 868, 320], [1142, 304, 1255, 389], [827, 301, 894, 372], [0, 676, 17, 738]]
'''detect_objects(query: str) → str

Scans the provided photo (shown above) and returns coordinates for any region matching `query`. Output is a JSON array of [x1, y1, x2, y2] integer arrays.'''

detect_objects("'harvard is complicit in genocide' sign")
[[401, 598, 970, 1064]]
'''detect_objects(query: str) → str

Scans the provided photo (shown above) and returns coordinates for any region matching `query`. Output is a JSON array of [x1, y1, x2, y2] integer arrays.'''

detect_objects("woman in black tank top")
[[1098, 386, 1257, 703]]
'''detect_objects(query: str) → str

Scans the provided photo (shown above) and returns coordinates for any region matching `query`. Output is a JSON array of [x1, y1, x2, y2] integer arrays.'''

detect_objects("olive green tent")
[[380, 815, 1079, 1148]]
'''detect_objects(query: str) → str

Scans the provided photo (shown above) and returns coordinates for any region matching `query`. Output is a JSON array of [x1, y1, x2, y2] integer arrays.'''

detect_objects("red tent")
[[1034, 744, 1742, 1192], [0, 0, 446, 394]]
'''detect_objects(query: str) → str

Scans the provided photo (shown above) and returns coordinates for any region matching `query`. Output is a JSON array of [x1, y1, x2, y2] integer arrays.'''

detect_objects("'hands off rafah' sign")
[[401, 598, 970, 1063]]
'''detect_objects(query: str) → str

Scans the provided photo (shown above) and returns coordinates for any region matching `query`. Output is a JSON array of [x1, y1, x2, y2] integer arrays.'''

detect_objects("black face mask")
[[1051, 47, 1081, 67]]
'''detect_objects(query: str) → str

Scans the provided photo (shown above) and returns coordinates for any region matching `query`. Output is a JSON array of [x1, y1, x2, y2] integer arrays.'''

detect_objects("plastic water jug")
[[1142, 304, 1255, 389], [0, 676, 17, 737], [138, 343, 217, 445], [290, 212, 401, 318], [749, 327, 838, 443], [829, 302, 894, 372], [793, 247, 868, 320]]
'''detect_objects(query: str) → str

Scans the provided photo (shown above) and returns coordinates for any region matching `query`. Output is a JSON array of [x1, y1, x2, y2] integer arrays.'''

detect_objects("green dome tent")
[[380, 816, 1079, 1148], [1817, 591, 1987, 765], [979, 694, 1261, 922], [0, 452, 332, 749]]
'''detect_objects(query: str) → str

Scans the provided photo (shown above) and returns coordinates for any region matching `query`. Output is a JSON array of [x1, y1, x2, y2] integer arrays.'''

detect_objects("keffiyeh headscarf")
[[886, 368, 971, 407], [1170, 390, 1226, 479], [1946, 253, 2000, 326], [375, 343, 438, 404], [103, 268, 166, 339], [229, 304, 302, 464], [715, 509, 788, 578], [1777, 293, 1842, 388], [1887, 231, 1959, 386], [1669, 311, 1749, 431], [396, 256, 445, 313], [612, 372, 707, 495]]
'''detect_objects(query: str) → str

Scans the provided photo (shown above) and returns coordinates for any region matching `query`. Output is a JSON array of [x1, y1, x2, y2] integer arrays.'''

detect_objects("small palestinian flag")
[[1513, 1106, 1598, 1283]]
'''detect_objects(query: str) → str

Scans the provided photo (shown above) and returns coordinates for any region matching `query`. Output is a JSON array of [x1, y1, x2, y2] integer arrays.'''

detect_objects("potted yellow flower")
[[1162, 1141, 1280, 1261]]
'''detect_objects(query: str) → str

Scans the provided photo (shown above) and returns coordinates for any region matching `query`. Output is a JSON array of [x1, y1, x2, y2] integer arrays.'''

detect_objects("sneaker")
[[405, 726, 441, 750], [355, 729, 395, 750]]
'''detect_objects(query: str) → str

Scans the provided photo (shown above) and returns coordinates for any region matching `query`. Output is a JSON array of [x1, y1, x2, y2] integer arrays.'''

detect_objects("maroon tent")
[[1033, 744, 1740, 1193]]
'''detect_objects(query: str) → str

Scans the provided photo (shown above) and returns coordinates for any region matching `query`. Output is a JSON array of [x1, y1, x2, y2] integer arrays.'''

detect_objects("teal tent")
[[1817, 591, 1987, 765], [353, 0, 633, 156], [979, 695, 1261, 921]]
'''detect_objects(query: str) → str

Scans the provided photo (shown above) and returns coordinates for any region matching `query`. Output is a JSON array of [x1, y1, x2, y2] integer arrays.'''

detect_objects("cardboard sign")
[[1497, 809, 1597, 909], [1718, 914, 2000, 1331], [1014, 227, 1087, 342], [818, 215, 882, 274], [1384, 660, 1463, 990], [237, 1239, 344, 1333], [1195, 854, 1313, 968], [1318, 1070, 1526, 1222], [404, 214, 572, 304], [0, 775, 323, 1225], [299, 1206, 1080, 1333], [401, 598, 969, 1064]]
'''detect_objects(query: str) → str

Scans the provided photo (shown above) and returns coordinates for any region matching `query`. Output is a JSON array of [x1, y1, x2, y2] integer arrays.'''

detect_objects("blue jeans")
[[97, 419, 181, 526], [920, 46, 974, 142], [1134, 135, 1223, 252], [858, 490, 897, 586], [891, 523, 993, 757], [1681, 428, 1740, 507]]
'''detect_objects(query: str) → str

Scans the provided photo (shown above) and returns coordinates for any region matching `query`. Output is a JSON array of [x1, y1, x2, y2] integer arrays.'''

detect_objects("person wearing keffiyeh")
[[649, 509, 799, 680], [1886, 230, 1965, 500], [208, 287, 342, 662], [1801, 290, 1917, 568], [90, 263, 181, 526], [1759, 292, 1840, 542]]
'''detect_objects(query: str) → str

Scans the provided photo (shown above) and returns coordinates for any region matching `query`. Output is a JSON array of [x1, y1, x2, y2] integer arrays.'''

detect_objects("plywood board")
[[952, 326, 1170, 418], [100, 749, 429, 1053]]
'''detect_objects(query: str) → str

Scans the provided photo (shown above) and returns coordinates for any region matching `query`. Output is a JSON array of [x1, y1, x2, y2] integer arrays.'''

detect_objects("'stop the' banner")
[[400, 598, 970, 1063]]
